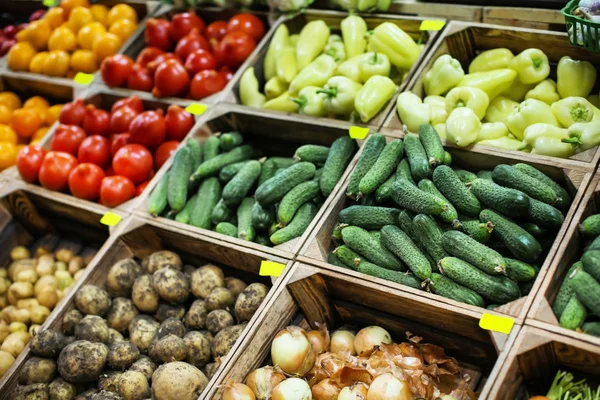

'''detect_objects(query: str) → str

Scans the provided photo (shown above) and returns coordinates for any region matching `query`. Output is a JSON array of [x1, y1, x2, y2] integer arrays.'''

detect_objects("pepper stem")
[[561, 137, 584, 145], [532, 57, 544, 70], [292, 96, 307, 108], [316, 88, 338, 98]]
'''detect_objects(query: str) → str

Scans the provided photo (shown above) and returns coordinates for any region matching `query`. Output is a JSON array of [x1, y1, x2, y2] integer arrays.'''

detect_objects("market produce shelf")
[[208, 262, 521, 399], [485, 325, 600, 399], [297, 135, 594, 325], [0, 214, 293, 398], [382, 20, 600, 172], [223, 9, 444, 131], [134, 103, 364, 259]]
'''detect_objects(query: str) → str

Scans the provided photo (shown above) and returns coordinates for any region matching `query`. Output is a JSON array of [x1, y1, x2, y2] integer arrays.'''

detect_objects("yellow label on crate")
[[420, 20, 446, 31], [100, 212, 122, 227], [185, 103, 208, 115], [349, 126, 369, 140], [259, 261, 286, 277], [479, 313, 514, 334], [73, 72, 94, 85]]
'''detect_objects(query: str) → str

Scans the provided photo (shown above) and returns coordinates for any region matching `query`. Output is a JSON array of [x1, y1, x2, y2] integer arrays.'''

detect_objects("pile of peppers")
[[239, 15, 421, 123], [396, 48, 600, 158]]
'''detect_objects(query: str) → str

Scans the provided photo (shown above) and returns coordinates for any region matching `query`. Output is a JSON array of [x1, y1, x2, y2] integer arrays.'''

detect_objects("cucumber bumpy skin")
[[215, 222, 238, 237], [341, 226, 405, 271], [417, 179, 460, 225], [412, 214, 448, 264], [356, 261, 422, 289], [504, 258, 537, 282], [294, 144, 330, 164], [320, 136, 356, 196], [175, 193, 197, 224], [404, 133, 432, 182], [460, 220, 494, 244], [433, 166, 481, 217], [192, 145, 253, 181], [237, 197, 256, 242], [338, 206, 399, 230], [251, 202, 275, 232], [358, 139, 404, 197], [148, 172, 169, 217], [559, 296, 587, 330], [346, 133, 386, 200], [256, 162, 316, 206], [203, 135, 221, 161], [580, 214, 600, 238], [527, 198, 564, 230], [418, 124, 445, 167], [277, 180, 320, 227], [569, 267, 600, 317], [222, 160, 262, 207], [391, 178, 448, 216], [492, 164, 557, 205], [470, 178, 530, 218], [270, 202, 318, 245], [220, 131, 244, 151], [381, 225, 432, 280], [219, 161, 250, 183], [582, 250, 600, 281], [553, 262, 581, 318], [427, 273, 485, 307], [334, 245, 362, 270], [513, 163, 571, 211], [189, 177, 222, 229], [441, 230, 507, 275]]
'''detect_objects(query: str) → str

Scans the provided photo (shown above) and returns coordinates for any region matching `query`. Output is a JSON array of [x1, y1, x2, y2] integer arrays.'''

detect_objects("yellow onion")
[[307, 327, 329, 355], [311, 378, 341, 400], [338, 383, 369, 400], [330, 330, 356, 356], [246, 366, 286, 400], [223, 383, 256, 400], [272, 378, 312, 400], [354, 326, 392, 356], [366, 373, 412, 400], [271, 326, 315, 376]]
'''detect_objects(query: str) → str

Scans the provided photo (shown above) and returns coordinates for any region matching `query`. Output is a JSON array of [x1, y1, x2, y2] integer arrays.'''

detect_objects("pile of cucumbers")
[[148, 132, 356, 246], [328, 125, 571, 309], [553, 213, 600, 337]]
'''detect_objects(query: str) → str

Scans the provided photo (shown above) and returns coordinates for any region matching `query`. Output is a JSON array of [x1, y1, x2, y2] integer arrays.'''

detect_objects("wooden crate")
[[381, 20, 600, 172], [222, 9, 444, 131], [482, 6, 565, 31], [528, 173, 600, 347], [0, 214, 293, 398], [387, 0, 483, 22], [208, 262, 522, 399], [0, 179, 113, 390], [134, 102, 364, 259], [486, 325, 600, 399], [297, 135, 594, 325]]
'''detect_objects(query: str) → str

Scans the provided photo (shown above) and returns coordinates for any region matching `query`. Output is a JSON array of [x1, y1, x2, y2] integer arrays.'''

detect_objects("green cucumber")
[[523, 223, 548, 238], [220, 131, 243, 151], [358, 139, 403, 197], [320, 136, 356, 196], [441, 230, 507, 275], [470, 178, 529, 217], [568, 267, 600, 317], [527, 198, 564, 230], [582, 250, 600, 281], [381, 225, 432, 280], [332, 223, 345, 242], [443, 151, 452, 166], [356, 261, 421, 289], [418, 124, 444, 166], [479, 209, 542, 263], [294, 145, 330, 164], [338, 206, 399, 230], [341, 226, 405, 271], [346, 133, 386, 199], [252, 202, 275, 232], [271, 157, 295, 169], [258, 159, 277, 186], [439, 257, 521, 304], [391, 178, 447, 216], [427, 273, 485, 307], [277, 180, 320, 227], [396, 158, 415, 185], [398, 210, 416, 237], [492, 164, 557, 205], [222, 160, 261, 206], [256, 162, 316, 206], [582, 321, 600, 337], [553, 262, 581, 318], [519, 280, 535, 296], [375, 175, 395, 204], [219, 161, 250, 182], [167, 147, 193, 212], [477, 170, 493, 181], [412, 214, 447, 264], [314, 168, 324, 180], [148, 172, 169, 217], [186, 138, 203, 168], [334, 245, 361, 270], [433, 166, 481, 217], [417, 179, 459, 225], [215, 222, 238, 237], [504, 258, 536, 282], [175, 193, 197, 224], [190, 177, 221, 229], [513, 163, 571, 211], [559, 296, 587, 330], [461, 220, 494, 244], [588, 236, 600, 252], [211, 199, 233, 225], [192, 145, 253, 180], [270, 202, 317, 245], [237, 197, 256, 242], [404, 133, 431, 182], [580, 214, 600, 238], [327, 252, 346, 268], [452, 168, 477, 186], [203, 136, 220, 161], [255, 234, 271, 247]]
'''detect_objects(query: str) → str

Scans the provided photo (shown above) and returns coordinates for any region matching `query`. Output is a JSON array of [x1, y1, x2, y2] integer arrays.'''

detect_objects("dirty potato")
[[184, 300, 207, 330], [107, 341, 140, 370], [75, 389, 98, 399], [206, 310, 234, 334], [225, 278, 247, 298], [128, 316, 159, 353], [156, 318, 185, 339], [91, 390, 122, 400], [74, 316, 109, 343], [129, 356, 156, 381], [153, 334, 187, 363], [234, 283, 268, 323], [12, 383, 49, 400], [58, 340, 108, 383], [154, 304, 185, 322], [211, 324, 246, 358], [152, 268, 189, 304], [75, 286, 111, 316], [48, 378, 76, 400], [118, 370, 150, 400], [184, 331, 211, 369], [190, 265, 224, 299], [61, 310, 83, 336], [204, 288, 234, 312], [106, 298, 139, 334], [204, 360, 221, 379], [143, 251, 182, 274], [30, 330, 64, 358], [131, 275, 159, 314], [152, 362, 208, 400], [0, 350, 15, 378], [19, 357, 57, 384], [106, 259, 143, 298], [97, 371, 122, 393], [107, 329, 124, 344]]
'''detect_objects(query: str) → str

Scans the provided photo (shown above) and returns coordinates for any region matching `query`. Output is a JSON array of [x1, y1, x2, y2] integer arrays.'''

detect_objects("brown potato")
[[156, 318, 185, 339], [11, 246, 31, 261], [129, 356, 156, 381], [119, 370, 150, 400], [75, 316, 109, 343], [97, 371, 122, 393], [0, 350, 15, 378], [106, 259, 143, 298], [190, 265, 224, 299], [234, 283, 269, 323], [62, 336, 75, 347], [48, 378, 76, 400], [107, 341, 140, 370], [61, 310, 83, 336], [30, 305, 51, 325], [37, 288, 58, 309], [211, 324, 246, 358], [154, 303, 185, 323], [0, 277, 10, 295], [55, 249, 74, 263], [75, 389, 98, 400], [12, 383, 49, 400], [184, 331, 211, 369], [153, 334, 187, 363], [0, 321, 9, 343], [205, 287, 234, 312], [131, 275, 159, 314], [152, 362, 208, 400], [106, 298, 139, 334], [19, 357, 57, 384], [108, 329, 124, 344], [9, 281, 34, 302], [92, 390, 121, 400], [58, 340, 108, 383], [17, 298, 40, 311], [1, 331, 31, 357], [67, 257, 83, 276], [15, 269, 38, 284], [144, 251, 182, 274], [152, 268, 189, 304], [225, 277, 247, 298], [75, 286, 111, 316], [206, 310, 234, 334], [184, 300, 207, 330], [30, 329, 65, 358], [128, 316, 159, 352], [3, 305, 30, 324], [10, 321, 27, 332], [35, 254, 55, 277]]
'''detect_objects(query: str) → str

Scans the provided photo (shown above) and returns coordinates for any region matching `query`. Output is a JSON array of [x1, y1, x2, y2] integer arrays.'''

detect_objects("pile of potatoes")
[[0, 245, 90, 378], [8, 250, 270, 400]]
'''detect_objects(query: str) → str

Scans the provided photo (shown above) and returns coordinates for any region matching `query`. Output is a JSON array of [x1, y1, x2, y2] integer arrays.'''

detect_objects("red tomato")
[[112, 144, 153, 184], [129, 110, 166, 147], [58, 99, 86, 126], [136, 181, 149, 196], [136, 47, 165, 67], [146, 52, 181, 76], [17, 145, 47, 183], [145, 18, 172, 51], [218, 66, 234, 82], [105, 165, 115, 176], [78, 135, 110, 168], [169, 11, 205, 42], [190, 70, 227, 100], [82, 105, 111, 137], [101, 55, 134, 87], [127, 64, 153, 92], [218, 31, 256, 69], [205, 20, 227, 41], [68, 163, 105, 200], [38, 151, 78, 191], [226, 14, 265, 42], [175, 29, 209, 61], [110, 133, 131, 156], [51, 124, 87, 155], [184, 49, 216, 76], [165, 105, 194, 141], [154, 140, 179, 169], [100, 175, 136, 207], [111, 96, 144, 114], [110, 106, 139, 134], [152, 59, 190, 98]]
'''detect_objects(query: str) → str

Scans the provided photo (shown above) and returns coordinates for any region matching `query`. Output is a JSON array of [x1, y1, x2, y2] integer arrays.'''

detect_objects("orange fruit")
[[22, 20, 52, 50], [0, 106, 12, 125], [24, 96, 50, 110], [44, 7, 65, 29], [0, 142, 18, 170], [90, 4, 109, 26], [43, 50, 70, 77], [60, 0, 90, 18], [33, 127, 50, 141], [29, 51, 49, 74], [0, 125, 18, 144], [46, 104, 63, 125], [0, 93, 22, 110], [70, 49, 97, 73], [92, 32, 122, 61], [7, 42, 36, 71], [67, 6, 94, 33], [77, 22, 106, 50], [107, 4, 137, 26], [48, 26, 76, 52], [108, 18, 136, 42], [11, 108, 42, 138]]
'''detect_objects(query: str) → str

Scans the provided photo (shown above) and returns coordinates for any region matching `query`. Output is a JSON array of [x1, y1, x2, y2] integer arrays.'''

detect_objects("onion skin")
[[272, 378, 312, 400], [307, 329, 329, 355], [330, 330, 356, 356], [338, 383, 369, 400], [223, 383, 256, 400], [245, 366, 286, 400], [271, 326, 316, 376], [311, 378, 341, 400], [354, 326, 392, 356], [367, 373, 412, 400]]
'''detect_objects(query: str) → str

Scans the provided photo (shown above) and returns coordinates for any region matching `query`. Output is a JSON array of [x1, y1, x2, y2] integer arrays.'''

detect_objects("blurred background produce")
[[0, 4, 46, 58]]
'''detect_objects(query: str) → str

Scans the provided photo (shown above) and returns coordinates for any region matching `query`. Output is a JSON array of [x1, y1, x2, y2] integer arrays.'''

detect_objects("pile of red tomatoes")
[[16, 95, 194, 207], [100, 11, 265, 99]]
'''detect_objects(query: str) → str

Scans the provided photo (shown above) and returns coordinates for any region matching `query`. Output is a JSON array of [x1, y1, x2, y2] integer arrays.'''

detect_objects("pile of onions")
[[272, 378, 312, 400], [354, 326, 392, 356], [271, 326, 316, 376], [245, 366, 286, 400], [367, 373, 412, 400], [223, 383, 256, 400], [330, 330, 356, 356]]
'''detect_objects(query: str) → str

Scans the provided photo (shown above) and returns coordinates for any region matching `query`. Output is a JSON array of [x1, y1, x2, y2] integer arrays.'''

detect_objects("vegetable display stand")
[[135, 103, 361, 260], [0, 179, 111, 391], [528, 174, 600, 347], [0, 214, 293, 399], [482, 6, 565, 31], [485, 325, 600, 399], [207, 262, 521, 399], [382, 20, 600, 171], [224, 9, 443, 130], [298, 135, 594, 324]]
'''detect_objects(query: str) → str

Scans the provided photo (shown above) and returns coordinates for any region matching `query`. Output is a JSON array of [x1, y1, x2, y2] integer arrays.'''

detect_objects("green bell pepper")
[[458, 69, 517, 101], [525, 79, 560, 105], [564, 120, 600, 152], [318, 76, 363, 116], [468, 48, 514, 74], [557, 56, 597, 99], [476, 122, 509, 143], [423, 54, 465, 96], [358, 52, 391, 83], [396, 91, 431, 133], [293, 86, 328, 117], [341, 15, 367, 60], [424, 95, 448, 125], [485, 96, 519, 126], [324, 35, 346, 63], [367, 22, 420, 70], [446, 107, 481, 147], [289, 54, 337, 95], [276, 45, 297, 84], [263, 91, 298, 113], [502, 79, 536, 103], [264, 25, 289, 81], [354, 75, 396, 122], [239, 67, 266, 108], [507, 99, 559, 140], [264, 77, 288, 100], [522, 123, 573, 157], [551, 97, 594, 128], [337, 55, 362, 83], [289, 34, 299, 47], [296, 20, 330, 70], [477, 136, 524, 151], [445, 86, 489, 120], [508, 48, 550, 85]]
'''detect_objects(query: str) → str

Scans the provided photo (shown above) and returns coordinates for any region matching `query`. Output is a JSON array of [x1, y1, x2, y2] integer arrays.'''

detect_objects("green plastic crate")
[[562, 0, 600, 52]]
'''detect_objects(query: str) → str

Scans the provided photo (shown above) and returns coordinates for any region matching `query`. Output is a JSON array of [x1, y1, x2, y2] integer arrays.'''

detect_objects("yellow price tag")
[[349, 126, 369, 140], [420, 20, 446, 31], [259, 261, 286, 277], [100, 212, 122, 227], [42, 0, 58, 6], [479, 313, 514, 334], [73, 72, 94, 85], [185, 103, 208, 115]]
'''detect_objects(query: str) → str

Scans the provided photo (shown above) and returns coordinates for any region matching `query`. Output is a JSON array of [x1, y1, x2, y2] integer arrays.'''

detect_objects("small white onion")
[[366, 373, 411, 400], [330, 330, 356, 356], [338, 383, 369, 400], [354, 326, 392, 355], [272, 378, 312, 400], [223, 383, 256, 400], [246, 366, 286, 400], [271, 326, 316, 376], [311, 379, 340, 400]]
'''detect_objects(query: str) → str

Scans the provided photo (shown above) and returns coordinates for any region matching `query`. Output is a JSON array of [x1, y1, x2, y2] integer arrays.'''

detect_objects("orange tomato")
[[77, 22, 106, 50], [90, 4, 109, 26], [24, 96, 50, 110], [0, 106, 12, 125], [33, 127, 50, 141], [0, 93, 22, 110], [43, 50, 70, 77], [108, 18, 136, 41], [33, 108, 49, 126], [7, 42, 36, 71], [67, 6, 94, 33], [92, 32, 122, 61], [48, 26, 77, 52], [59, 0, 90, 18], [44, 7, 65, 29], [70, 49, 97, 73], [47, 104, 63, 125], [107, 4, 137, 26], [0, 125, 18, 144], [22, 19, 52, 50], [29, 51, 49, 74], [11, 108, 42, 138], [0, 142, 18, 170]]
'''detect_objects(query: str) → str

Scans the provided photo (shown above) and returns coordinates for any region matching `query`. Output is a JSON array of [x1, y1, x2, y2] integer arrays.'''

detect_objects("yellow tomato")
[[0, 93, 22, 111], [46, 104, 63, 126], [60, 0, 90, 18], [44, 8, 65, 29], [90, 4, 109, 26], [7, 42, 36, 72], [92, 32, 122, 61], [0, 142, 18, 170], [77, 22, 106, 50], [11, 108, 41, 139], [33, 127, 49, 142], [48, 26, 76, 52], [107, 4, 137, 26], [0, 125, 18, 145], [24, 96, 50, 110], [108, 18, 136, 42], [43, 50, 70, 77], [22, 20, 52, 50], [0, 106, 11, 125], [67, 6, 94, 33], [70, 49, 97, 73], [29, 52, 49, 74]]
